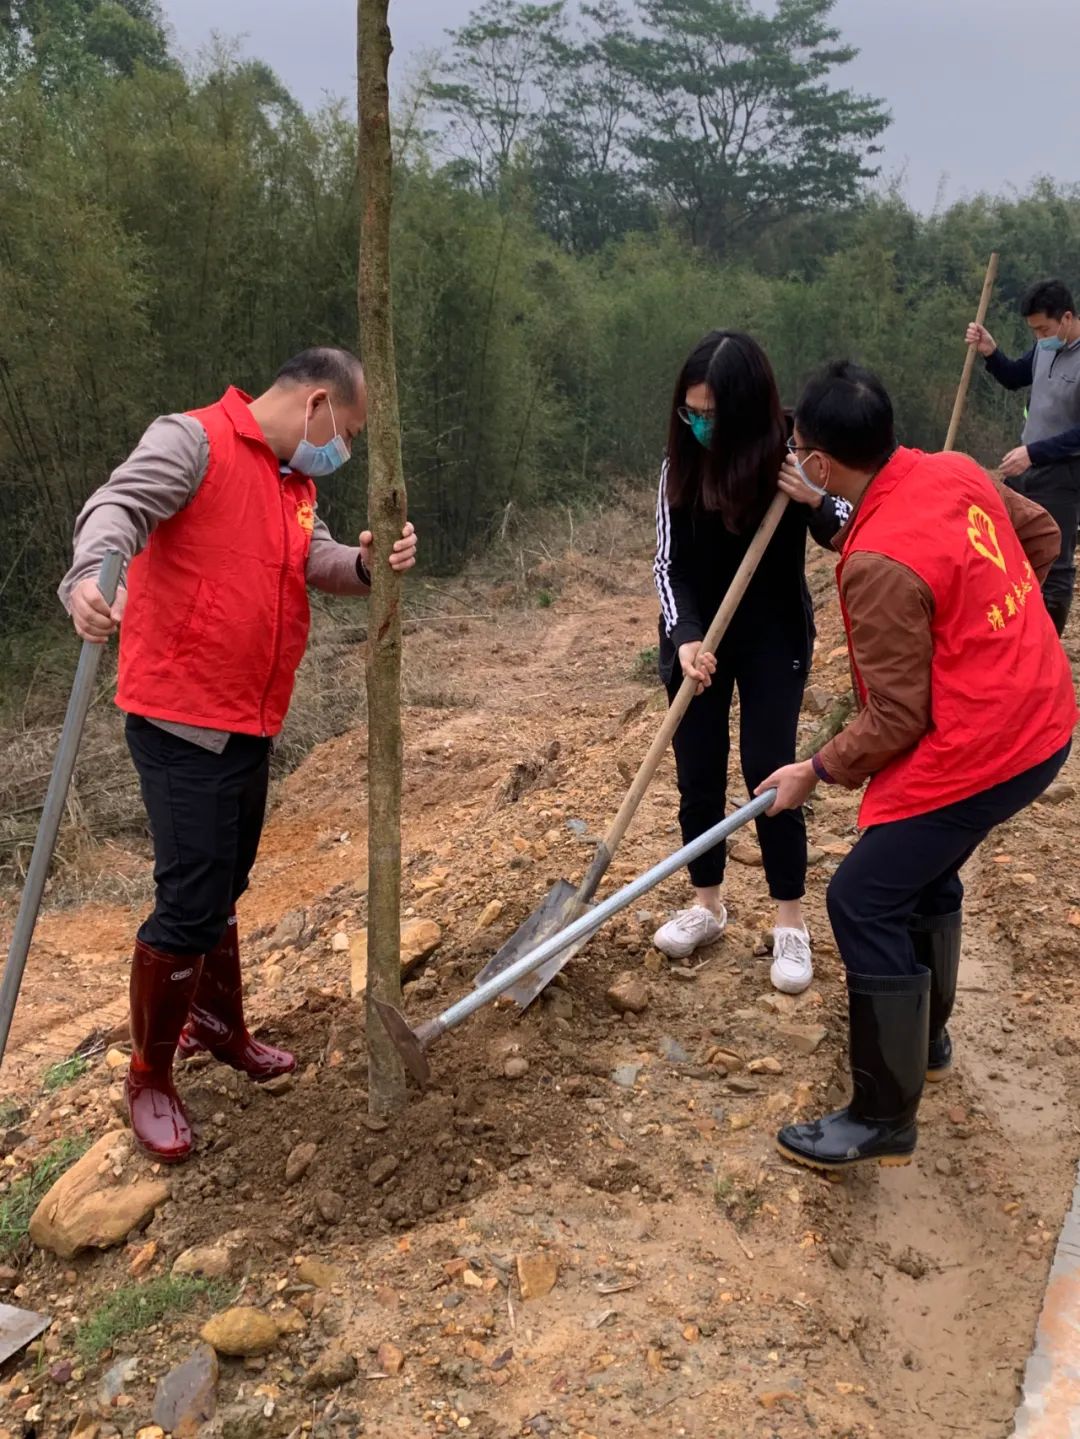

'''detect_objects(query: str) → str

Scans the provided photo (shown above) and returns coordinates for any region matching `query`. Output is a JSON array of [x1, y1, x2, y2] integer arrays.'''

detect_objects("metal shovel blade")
[[474, 879, 598, 1009], [0, 1301, 51, 1366], [371, 998, 433, 1088]]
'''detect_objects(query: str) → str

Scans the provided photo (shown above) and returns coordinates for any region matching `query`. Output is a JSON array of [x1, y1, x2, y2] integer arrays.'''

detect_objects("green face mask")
[[690, 414, 714, 449]]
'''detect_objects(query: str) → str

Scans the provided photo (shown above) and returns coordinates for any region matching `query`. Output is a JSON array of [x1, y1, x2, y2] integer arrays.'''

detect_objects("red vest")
[[838, 447, 1077, 826], [117, 388, 316, 737]]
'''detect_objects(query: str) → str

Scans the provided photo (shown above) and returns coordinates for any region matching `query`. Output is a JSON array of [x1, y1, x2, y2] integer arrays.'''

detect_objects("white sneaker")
[[653, 905, 727, 959], [770, 927, 813, 994]]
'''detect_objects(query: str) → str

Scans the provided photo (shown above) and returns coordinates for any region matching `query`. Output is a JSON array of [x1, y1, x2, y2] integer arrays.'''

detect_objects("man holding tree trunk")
[[59, 347, 417, 1164], [966, 277, 1080, 636]]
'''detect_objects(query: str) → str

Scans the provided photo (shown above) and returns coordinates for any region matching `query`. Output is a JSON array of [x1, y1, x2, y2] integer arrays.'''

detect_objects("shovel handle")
[[575, 490, 790, 902], [0, 550, 123, 1065], [945, 251, 999, 453]]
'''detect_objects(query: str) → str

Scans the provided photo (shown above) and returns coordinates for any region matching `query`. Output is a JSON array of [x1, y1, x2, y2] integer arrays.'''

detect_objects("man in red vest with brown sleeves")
[[60, 348, 417, 1164], [761, 360, 1076, 1175]]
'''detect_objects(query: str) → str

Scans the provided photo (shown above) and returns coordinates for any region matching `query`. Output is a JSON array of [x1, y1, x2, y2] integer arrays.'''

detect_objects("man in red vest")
[[60, 348, 417, 1164], [759, 360, 1076, 1174]]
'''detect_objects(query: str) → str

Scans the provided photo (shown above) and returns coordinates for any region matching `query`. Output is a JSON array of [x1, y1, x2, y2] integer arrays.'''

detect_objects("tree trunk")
[[357, 0, 407, 1117]]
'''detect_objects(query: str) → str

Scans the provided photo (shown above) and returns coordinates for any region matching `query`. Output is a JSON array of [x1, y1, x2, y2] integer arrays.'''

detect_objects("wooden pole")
[[944, 251, 999, 452], [358, 0, 407, 1117]]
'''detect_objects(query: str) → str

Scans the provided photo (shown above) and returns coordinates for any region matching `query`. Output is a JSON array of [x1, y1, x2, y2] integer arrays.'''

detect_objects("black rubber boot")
[[1045, 597, 1071, 637], [909, 911, 961, 1082], [776, 968, 930, 1173]]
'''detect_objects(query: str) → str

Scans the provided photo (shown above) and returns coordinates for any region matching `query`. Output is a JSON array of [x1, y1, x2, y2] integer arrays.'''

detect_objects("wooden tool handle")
[[944, 251, 999, 453], [575, 490, 790, 902]]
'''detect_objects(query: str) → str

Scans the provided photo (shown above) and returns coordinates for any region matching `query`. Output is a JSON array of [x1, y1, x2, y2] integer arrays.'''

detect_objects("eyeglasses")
[[786, 439, 816, 456], [677, 405, 715, 426]]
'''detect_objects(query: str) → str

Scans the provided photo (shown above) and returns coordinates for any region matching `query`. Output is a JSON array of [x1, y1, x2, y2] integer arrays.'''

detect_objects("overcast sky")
[[161, 0, 1077, 213]]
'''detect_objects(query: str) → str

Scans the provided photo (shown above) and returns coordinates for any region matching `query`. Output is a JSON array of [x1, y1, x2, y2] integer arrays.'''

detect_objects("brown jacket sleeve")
[[816, 553, 934, 789], [993, 479, 1061, 584]]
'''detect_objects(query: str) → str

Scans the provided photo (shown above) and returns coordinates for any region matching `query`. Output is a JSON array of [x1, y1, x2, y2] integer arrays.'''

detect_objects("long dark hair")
[[664, 330, 786, 532]]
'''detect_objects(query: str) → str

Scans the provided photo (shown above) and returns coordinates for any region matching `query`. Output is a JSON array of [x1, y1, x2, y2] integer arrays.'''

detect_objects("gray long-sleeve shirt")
[[60, 412, 371, 751]]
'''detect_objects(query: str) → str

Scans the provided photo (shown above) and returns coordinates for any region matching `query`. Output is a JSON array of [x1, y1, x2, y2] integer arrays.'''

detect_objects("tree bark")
[[358, 0, 407, 1117]]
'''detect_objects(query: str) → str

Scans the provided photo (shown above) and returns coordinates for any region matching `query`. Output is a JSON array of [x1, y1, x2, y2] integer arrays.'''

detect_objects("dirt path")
[[2, 541, 1078, 1439]]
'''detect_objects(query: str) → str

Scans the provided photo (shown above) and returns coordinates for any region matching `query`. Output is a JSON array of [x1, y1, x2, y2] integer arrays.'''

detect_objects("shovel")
[[0, 551, 123, 1065], [375, 788, 777, 1085], [475, 490, 790, 1008]]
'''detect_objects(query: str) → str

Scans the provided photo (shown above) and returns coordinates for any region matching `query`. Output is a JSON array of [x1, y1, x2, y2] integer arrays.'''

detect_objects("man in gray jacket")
[[966, 277, 1080, 635]]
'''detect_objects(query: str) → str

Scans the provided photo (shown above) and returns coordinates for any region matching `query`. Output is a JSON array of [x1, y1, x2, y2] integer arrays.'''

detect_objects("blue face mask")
[[1038, 333, 1066, 353], [689, 414, 714, 449], [289, 396, 350, 477]]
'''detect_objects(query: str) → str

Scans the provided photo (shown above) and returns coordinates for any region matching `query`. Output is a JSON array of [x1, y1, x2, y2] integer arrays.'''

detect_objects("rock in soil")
[[201, 1307, 280, 1357], [296, 1257, 342, 1289], [517, 1252, 559, 1299], [377, 1341, 405, 1375], [368, 1155, 399, 1187], [315, 1190, 345, 1225], [606, 972, 649, 1015], [29, 1132, 170, 1260], [778, 1023, 828, 1055], [504, 1056, 530, 1079], [285, 1141, 318, 1184], [172, 1245, 234, 1279], [303, 1343, 358, 1390], [152, 1345, 219, 1438]]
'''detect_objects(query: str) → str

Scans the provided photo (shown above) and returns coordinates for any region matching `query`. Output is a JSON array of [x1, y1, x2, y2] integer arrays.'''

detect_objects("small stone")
[[730, 841, 762, 867], [606, 972, 649, 1015], [105, 1048, 128, 1071], [725, 1077, 758, 1094], [377, 1341, 405, 1375], [172, 1245, 234, 1279], [296, 1258, 342, 1289], [368, 1155, 399, 1187], [894, 1250, 928, 1280], [516, 1253, 559, 1300], [777, 1024, 828, 1056], [935, 1157, 954, 1177], [475, 901, 503, 932], [303, 1344, 357, 1391], [136, 1428, 165, 1439], [285, 1141, 318, 1184], [261, 1073, 294, 1096], [99, 1356, 139, 1404], [668, 965, 699, 982], [316, 1191, 345, 1225], [128, 1240, 157, 1277], [201, 1307, 280, 1357], [1054, 1035, 1075, 1057], [1040, 780, 1075, 806], [331, 932, 350, 953], [611, 1064, 642, 1089], [263, 964, 286, 990], [658, 1036, 690, 1065], [504, 1057, 530, 1080], [272, 909, 307, 947], [151, 1346, 218, 1438], [749, 1056, 783, 1075], [803, 686, 833, 715], [828, 1243, 851, 1270], [0, 1263, 18, 1290], [50, 1359, 75, 1384], [947, 1106, 967, 1125], [758, 1390, 799, 1410], [544, 988, 574, 1022]]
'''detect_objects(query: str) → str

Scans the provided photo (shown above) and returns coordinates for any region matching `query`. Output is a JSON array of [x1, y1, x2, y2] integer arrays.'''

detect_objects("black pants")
[[1012, 461, 1079, 630], [827, 744, 1070, 977], [126, 716, 271, 957], [666, 634, 808, 900]]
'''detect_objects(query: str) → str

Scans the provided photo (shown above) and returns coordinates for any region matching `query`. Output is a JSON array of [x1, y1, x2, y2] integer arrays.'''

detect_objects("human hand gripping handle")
[[755, 759, 818, 817]]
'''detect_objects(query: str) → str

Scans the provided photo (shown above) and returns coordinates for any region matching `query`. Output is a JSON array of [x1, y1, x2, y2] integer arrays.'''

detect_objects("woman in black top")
[[652, 330, 849, 992]]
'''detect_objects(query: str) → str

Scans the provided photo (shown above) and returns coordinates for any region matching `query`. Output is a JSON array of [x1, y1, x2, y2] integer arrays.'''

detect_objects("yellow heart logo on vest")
[[295, 501, 315, 536], [967, 505, 1006, 572]]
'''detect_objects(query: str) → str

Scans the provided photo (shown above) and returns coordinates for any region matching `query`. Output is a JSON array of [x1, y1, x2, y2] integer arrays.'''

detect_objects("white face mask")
[[787, 441, 829, 497]]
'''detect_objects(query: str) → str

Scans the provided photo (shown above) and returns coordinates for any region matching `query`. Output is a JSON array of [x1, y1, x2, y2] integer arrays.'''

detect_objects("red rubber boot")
[[126, 940, 203, 1163], [177, 911, 295, 1081]]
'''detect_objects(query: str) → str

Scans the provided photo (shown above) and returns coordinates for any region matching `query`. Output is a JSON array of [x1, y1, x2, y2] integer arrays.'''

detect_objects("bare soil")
[[2, 523, 1078, 1439]]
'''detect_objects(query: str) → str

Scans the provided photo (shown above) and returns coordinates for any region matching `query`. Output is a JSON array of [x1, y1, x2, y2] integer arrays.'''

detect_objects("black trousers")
[[126, 716, 271, 957], [1012, 461, 1079, 630], [827, 744, 1070, 977], [666, 633, 808, 900]]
